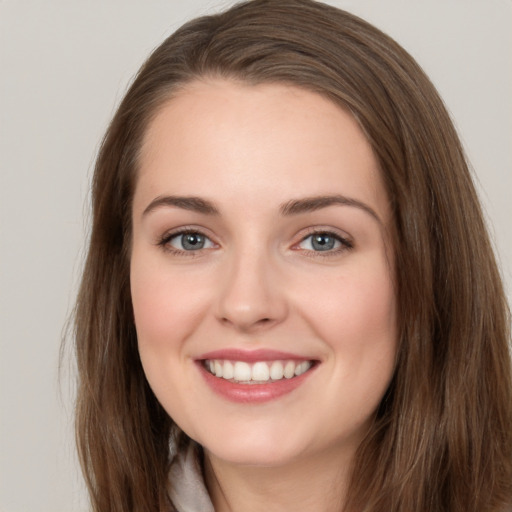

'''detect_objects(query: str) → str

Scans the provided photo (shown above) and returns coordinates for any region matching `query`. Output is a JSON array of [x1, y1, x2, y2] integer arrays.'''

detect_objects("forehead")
[[135, 79, 389, 221]]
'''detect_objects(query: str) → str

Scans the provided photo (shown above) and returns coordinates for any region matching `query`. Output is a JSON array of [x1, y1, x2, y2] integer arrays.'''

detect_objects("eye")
[[297, 232, 352, 252], [164, 231, 215, 252]]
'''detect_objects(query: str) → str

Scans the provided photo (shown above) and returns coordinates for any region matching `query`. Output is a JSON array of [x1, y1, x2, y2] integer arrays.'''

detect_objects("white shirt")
[[168, 441, 215, 512]]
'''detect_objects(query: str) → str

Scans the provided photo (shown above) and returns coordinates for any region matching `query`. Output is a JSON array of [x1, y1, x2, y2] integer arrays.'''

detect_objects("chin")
[[194, 421, 316, 468], [205, 441, 300, 468]]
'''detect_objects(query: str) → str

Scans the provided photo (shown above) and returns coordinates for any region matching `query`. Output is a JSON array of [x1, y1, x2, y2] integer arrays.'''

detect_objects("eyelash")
[[157, 228, 353, 257], [295, 229, 353, 258], [157, 228, 215, 256]]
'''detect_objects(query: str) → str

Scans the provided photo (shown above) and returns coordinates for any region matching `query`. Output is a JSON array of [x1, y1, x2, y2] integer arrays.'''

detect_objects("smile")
[[196, 349, 319, 403], [204, 359, 313, 383]]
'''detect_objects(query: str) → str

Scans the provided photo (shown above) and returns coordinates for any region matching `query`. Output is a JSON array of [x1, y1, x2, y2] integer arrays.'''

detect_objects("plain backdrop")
[[1, 1, 511, 511]]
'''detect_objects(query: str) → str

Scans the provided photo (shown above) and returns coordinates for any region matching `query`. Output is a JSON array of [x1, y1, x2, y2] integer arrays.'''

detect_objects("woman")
[[73, 0, 512, 510]]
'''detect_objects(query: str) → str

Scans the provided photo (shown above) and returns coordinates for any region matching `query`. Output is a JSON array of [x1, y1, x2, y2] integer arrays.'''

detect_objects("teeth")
[[295, 361, 310, 376], [222, 361, 234, 380], [270, 361, 284, 380], [214, 360, 223, 378], [284, 361, 295, 379], [252, 362, 270, 381], [205, 359, 313, 383], [233, 361, 251, 381]]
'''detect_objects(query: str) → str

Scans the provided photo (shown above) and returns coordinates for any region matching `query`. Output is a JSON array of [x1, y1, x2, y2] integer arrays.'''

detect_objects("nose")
[[214, 248, 288, 333]]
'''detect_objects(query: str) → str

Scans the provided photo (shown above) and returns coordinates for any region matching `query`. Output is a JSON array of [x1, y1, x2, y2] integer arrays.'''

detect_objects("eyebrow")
[[143, 195, 219, 216], [142, 194, 381, 224], [280, 195, 382, 224]]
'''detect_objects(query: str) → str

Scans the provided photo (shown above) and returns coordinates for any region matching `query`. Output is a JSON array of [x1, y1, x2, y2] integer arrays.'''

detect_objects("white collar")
[[168, 441, 215, 512]]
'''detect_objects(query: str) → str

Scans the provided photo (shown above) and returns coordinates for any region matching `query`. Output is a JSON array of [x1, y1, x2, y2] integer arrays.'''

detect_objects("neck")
[[204, 446, 353, 512]]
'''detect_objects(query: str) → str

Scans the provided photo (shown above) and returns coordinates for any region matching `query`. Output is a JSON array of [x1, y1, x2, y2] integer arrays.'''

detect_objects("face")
[[131, 79, 397, 468]]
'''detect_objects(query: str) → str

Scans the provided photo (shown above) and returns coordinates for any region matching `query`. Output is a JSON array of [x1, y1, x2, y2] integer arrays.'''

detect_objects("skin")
[[130, 79, 397, 511]]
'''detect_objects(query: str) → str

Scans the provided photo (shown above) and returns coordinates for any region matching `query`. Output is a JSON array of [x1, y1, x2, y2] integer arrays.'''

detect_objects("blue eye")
[[167, 232, 214, 251], [298, 232, 350, 252]]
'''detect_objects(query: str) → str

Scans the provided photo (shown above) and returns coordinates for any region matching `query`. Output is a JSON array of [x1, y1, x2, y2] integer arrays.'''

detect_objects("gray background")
[[1, 1, 511, 510]]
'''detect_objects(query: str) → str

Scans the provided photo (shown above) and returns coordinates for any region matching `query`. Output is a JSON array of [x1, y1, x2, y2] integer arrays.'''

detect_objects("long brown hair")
[[74, 1, 512, 510]]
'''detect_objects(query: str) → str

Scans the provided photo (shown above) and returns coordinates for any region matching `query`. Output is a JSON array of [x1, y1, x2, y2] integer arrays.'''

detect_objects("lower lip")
[[197, 363, 316, 403]]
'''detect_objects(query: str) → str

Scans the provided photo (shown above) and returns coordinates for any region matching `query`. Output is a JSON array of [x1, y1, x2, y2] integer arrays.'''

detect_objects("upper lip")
[[197, 348, 316, 363]]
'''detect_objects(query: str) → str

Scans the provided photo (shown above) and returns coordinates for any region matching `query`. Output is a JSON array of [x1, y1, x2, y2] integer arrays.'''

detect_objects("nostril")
[[220, 316, 274, 330], [254, 318, 274, 329], [251, 317, 271, 326]]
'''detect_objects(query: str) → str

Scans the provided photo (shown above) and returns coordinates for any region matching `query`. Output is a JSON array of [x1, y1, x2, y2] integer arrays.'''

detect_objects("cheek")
[[300, 255, 396, 389], [129, 252, 210, 426], [342, 273, 396, 345], [130, 253, 207, 349], [305, 258, 395, 340]]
